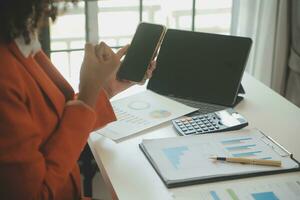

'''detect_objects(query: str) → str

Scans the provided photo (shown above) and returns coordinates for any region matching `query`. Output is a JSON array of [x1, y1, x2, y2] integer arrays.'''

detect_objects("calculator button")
[[185, 130, 196, 135], [215, 126, 220, 129], [209, 127, 215, 130], [203, 128, 208, 131]]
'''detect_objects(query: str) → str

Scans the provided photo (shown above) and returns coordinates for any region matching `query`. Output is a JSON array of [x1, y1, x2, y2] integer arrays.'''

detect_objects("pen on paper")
[[210, 156, 282, 167]]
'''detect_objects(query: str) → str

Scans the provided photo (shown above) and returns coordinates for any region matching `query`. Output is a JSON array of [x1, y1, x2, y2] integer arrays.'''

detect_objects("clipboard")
[[139, 129, 300, 188]]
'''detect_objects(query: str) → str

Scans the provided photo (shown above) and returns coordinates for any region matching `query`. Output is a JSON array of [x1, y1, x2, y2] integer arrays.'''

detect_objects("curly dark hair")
[[0, 0, 76, 44]]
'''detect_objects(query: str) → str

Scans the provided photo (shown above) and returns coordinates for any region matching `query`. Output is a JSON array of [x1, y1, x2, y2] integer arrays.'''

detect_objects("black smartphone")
[[117, 22, 166, 82]]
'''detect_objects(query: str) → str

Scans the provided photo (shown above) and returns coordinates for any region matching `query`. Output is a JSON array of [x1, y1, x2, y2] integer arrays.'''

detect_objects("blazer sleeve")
[[93, 89, 117, 130], [0, 61, 115, 199]]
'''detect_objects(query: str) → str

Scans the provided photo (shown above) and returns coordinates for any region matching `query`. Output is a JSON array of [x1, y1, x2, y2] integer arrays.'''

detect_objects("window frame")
[[42, 0, 202, 55]]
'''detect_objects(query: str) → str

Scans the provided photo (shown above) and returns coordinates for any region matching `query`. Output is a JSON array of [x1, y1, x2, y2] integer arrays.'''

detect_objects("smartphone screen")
[[117, 22, 166, 82]]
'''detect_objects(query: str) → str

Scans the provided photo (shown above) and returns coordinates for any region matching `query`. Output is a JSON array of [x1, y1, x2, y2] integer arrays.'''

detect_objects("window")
[[50, 1, 85, 90], [49, 0, 233, 92]]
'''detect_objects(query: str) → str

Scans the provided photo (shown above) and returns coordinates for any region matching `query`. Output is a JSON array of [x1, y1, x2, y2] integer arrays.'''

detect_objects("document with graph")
[[96, 90, 197, 141], [172, 173, 300, 200], [140, 128, 300, 188]]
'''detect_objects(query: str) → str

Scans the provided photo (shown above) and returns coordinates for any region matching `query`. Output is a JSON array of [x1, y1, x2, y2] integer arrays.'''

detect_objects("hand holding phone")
[[117, 22, 166, 82]]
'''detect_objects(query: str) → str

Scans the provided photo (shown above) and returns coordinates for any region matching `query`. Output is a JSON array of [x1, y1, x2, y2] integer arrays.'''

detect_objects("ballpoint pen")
[[210, 156, 282, 167]]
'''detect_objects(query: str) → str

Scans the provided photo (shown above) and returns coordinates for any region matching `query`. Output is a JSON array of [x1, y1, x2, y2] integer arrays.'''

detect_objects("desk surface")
[[88, 73, 300, 200]]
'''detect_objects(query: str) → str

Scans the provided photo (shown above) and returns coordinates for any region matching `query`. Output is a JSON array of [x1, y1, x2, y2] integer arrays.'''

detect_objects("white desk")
[[88, 73, 300, 200]]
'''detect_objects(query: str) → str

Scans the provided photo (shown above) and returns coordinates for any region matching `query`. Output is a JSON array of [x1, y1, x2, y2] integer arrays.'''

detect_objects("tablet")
[[148, 29, 252, 106]]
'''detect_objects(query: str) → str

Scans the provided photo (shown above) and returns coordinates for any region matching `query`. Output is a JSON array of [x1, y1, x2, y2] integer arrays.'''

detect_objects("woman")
[[0, 0, 154, 199]]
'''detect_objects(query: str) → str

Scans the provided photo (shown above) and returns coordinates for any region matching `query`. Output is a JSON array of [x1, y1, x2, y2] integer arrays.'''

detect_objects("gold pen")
[[210, 156, 282, 167]]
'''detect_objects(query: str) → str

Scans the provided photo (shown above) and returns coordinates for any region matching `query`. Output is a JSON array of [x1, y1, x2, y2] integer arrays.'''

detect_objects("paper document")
[[172, 174, 300, 200], [140, 129, 299, 187], [97, 90, 197, 141]]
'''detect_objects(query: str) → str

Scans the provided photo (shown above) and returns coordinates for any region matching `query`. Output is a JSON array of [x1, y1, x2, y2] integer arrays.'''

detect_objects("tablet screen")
[[147, 29, 252, 106]]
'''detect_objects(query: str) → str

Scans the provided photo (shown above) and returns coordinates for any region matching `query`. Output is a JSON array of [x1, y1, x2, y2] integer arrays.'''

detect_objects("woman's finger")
[[145, 60, 157, 79], [116, 44, 130, 59]]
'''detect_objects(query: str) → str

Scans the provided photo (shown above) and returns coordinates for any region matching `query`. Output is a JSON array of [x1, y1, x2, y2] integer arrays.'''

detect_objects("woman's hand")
[[103, 45, 157, 98], [78, 42, 119, 108]]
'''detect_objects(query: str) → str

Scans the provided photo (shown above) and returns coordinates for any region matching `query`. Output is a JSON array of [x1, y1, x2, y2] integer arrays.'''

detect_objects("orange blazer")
[[0, 42, 116, 200]]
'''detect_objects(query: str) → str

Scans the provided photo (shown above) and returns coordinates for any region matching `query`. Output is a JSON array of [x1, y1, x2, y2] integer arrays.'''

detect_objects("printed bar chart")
[[221, 138, 252, 145], [221, 136, 273, 160], [209, 190, 280, 200], [232, 151, 262, 157], [210, 191, 221, 200], [225, 144, 256, 151], [226, 189, 240, 200], [199, 177, 300, 200], [162, 146, 189, 169], [251, 192, 279, 200]]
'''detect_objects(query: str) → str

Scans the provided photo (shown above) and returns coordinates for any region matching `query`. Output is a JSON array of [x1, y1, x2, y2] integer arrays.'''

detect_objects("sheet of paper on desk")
[[141, 129, 299, 185], [171, 174, 300, 200], [96, 90, 197, 141]]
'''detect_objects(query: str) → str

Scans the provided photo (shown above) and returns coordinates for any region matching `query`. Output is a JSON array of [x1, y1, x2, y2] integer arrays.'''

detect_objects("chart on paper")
[[162, 143, 220, 170], [96, 90, 197, 141], [160, 136, 274, 172], [142, 129, 298, 181], [221, 137, 273, 160], [172, 174, 300, 200]]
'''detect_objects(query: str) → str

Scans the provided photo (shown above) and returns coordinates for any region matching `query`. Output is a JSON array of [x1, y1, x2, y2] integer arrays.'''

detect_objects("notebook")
[[140, 129, 300, 188], [147, 29, 252, 114]]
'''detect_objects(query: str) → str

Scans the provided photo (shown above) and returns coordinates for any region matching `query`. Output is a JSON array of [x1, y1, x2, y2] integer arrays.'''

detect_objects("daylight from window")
[[50, 0, 232, 91]]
